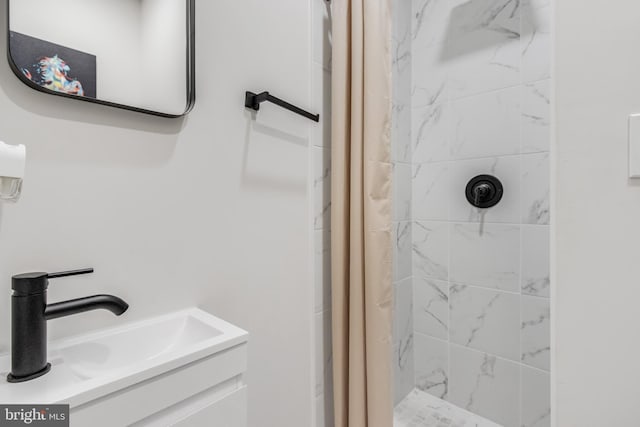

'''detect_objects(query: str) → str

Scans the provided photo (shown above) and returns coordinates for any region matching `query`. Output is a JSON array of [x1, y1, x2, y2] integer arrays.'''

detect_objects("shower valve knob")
[[465, 175, 503, 209]]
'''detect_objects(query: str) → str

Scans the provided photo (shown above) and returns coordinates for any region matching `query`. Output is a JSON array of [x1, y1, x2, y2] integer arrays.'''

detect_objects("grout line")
[[449, 82, 525, 103], [413, 219, 549, 227], [519, 153, 525, 427], [414, 275, 550, 300], [410, 149, 552, 166], [519, 362, 552, 375], [412, 74, 552, 106], [415, 331, 449, 346], [518, 102, 525, 421], [446, 218, 452, 402], [449, 281, 523, 297], [520, 292, 551, 301], [448, 340, 550, 373], [415, 331, 550, 375]]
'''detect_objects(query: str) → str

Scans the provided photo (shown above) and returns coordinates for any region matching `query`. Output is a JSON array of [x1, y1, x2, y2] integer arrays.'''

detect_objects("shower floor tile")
[[394, 389, 502, 427]]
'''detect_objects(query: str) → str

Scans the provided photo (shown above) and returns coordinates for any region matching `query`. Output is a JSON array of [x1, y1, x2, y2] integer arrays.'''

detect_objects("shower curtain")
[[330, 0, 393, 426]]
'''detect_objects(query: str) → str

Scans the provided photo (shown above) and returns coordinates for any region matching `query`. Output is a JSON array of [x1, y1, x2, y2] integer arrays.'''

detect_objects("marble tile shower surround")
[[392, 0, 415, 406], [312, 1, 333, 426], [390, 0, 552, 426]]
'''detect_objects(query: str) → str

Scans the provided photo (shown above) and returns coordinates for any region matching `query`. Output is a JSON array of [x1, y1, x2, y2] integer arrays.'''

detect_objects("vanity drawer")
[[70, 343, 247, 427], [170, 386, 247, 427]]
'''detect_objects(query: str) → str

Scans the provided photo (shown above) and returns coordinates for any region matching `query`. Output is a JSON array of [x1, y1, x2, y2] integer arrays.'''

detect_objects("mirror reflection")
[[8, 0, 195, 117]]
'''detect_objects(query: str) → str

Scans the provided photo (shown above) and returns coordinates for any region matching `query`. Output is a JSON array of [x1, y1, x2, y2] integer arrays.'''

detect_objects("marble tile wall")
[[312, 1, 333, 426], [409, 0, 552, 426], [393, 0, 415, 406]]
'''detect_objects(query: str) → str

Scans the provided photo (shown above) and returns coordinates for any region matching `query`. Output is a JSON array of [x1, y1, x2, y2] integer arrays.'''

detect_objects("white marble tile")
[[312, 0, 332, 70], [394, 389, 502, 427], [394, 17, 413, 164], [521, 366, 551, 427], [394, 0, 412, 77], [449, 156, 521, 224], [413, 162, 449, 221], [447, 0, 521, 99], [522, 225, 550, 297], [448, 0, 520, 42], [395, 221, 413, 282], [395, 278, 414, 348], [522, 80, 551, 153], [412, 0, 451, 50], [394, 46, 412, 85], [415, 334, 449, 399], [448, 37, 520, 100], [413, 221, 449, 281], [395, 278, 415, 404], [450, 86, 521, 160], [395, 342, 415, 404], [414, 277, 449, 340], [394, 101, 413, 164], [395, 0, 413, 38], [316, 390, 335, 427], [412, 102, 450, 163], [395, 163, 413, 221], [521, 296, 550, 371], [521, 4, 551, 83], [449, 345, 520, 427], [521, 152, 550, 225], [314, 146, 331, 230], [314, 229, 331, 314], [523, 0, 550, 9], [315, 310, 333, 397], [412, 44, 448, 108], [450, 223, 520, 292], [312, 66, 332, 148], [391, 101, 412, 163], [450, 285, 520, 361]]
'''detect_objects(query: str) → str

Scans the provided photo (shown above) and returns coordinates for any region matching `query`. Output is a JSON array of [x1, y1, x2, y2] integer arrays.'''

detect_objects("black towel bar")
[[245, 91, 320, 122]]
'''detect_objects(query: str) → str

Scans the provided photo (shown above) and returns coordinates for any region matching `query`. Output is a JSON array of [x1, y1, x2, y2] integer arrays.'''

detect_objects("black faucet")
[[6, 268, 129, 383]]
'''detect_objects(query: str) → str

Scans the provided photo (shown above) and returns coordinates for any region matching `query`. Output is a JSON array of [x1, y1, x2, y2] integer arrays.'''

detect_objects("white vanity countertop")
[[0, 308, 249, 407]]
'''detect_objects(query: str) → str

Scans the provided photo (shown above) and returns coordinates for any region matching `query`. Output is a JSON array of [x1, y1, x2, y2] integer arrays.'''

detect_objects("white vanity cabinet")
[[72, 343, 247, 427], [0, 309, 249, 427]]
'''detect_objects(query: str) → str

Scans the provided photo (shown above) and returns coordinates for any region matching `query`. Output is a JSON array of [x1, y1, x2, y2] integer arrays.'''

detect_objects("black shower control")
[[465, 175, 503, 209]]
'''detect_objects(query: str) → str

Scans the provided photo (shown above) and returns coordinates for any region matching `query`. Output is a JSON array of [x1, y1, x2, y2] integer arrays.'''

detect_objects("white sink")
[[0, 308, 249, 408]]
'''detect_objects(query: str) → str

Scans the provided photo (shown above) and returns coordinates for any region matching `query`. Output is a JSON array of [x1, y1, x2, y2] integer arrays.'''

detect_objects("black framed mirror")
[[6, 0, 195, 118]]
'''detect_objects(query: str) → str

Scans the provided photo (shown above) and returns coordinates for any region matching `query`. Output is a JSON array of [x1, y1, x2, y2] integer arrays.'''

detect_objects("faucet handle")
[[48, 268, 94, 279], [12, 268, 94, 296]]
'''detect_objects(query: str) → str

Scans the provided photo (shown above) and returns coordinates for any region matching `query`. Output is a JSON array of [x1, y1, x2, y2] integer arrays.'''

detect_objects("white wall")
[[0, 1, 315, 426], [554, 0, 640, 426]]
